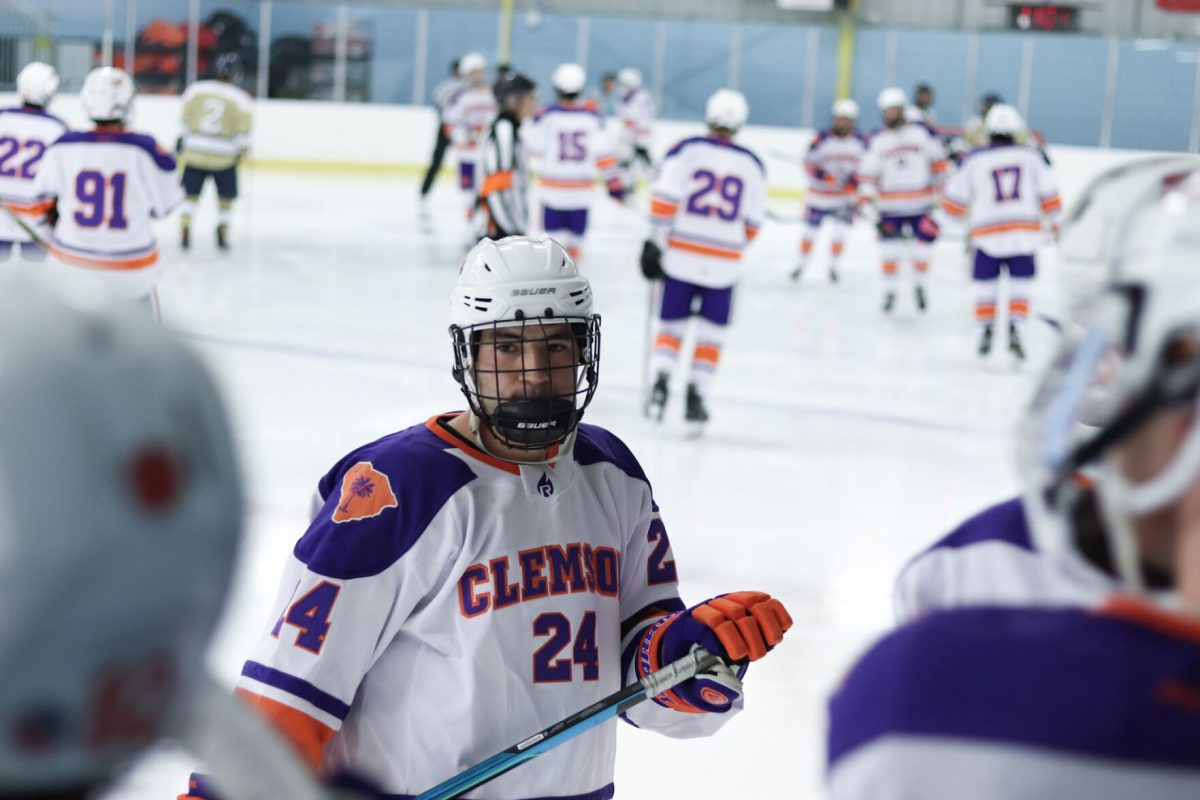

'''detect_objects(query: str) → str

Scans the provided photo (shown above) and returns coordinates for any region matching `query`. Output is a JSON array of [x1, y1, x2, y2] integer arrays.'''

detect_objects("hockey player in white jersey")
[[616, 68, 655, 189], [641, 89, 766, 427], [15, 67, 183, 314], [191, 236, 792, 800], [941, 104, 1060, 360], [445, 52, 498, 240], [830, 159, 1200, 799], [791, 99, 866, 284], [0, 62, 67, 261], [526, 63, 624, 261], [473, 71, 537, 242], [857, 87, 949, 313], [892, 156, 1200, 627]]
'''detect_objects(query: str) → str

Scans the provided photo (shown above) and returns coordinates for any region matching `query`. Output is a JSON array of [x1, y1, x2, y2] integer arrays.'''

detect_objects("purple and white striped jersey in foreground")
[[892, 497, 1115, 624], [828, 598, 1200, 799]]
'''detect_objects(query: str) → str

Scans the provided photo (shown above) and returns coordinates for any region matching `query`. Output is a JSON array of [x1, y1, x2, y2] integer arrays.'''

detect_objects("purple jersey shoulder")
[[828, 604, 1200, 771], [0, 106, 68, 129], [921, 496, 1034, 556]]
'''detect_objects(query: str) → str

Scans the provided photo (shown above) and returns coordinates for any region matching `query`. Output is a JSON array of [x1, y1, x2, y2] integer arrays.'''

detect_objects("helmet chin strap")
[[1094, 465, 1147, 593]]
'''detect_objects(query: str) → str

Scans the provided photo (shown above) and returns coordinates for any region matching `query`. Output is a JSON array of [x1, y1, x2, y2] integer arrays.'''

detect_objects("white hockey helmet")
[[450, 236, 600, 453], [80, 66, 136, 124], [1021, 157, 1200, 594], [985, 103, 1024, 137], [877, 86, 907, 111], [617, 67, 642, 90], [831, 98, 859, 119], [705, 88, 749, 133], [0, 288, 242, 789], [458, 52, 487, 79], [16, 61, 59, 108], [552, 63, 587, 96]]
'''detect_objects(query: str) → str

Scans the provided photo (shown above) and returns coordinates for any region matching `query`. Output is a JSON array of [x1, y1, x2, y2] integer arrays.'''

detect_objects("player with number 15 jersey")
[[24, 67, 181, 309]]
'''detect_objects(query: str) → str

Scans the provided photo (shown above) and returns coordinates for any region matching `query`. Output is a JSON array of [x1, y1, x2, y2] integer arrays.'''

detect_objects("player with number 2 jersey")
[[24, 67, 182, 309]]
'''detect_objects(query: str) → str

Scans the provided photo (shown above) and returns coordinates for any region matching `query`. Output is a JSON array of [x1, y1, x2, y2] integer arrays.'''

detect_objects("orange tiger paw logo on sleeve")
[[331, 461, 398, 524]]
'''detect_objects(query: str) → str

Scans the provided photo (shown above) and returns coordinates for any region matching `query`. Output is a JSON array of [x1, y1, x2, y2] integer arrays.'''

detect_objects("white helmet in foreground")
[[552, 63, 587, 96], [450, 236, 600, 454], [706, 89, 749, 133], [617, 67, 642, 90], [458, 52, 487, 78], [985, 103, 1024, 137], [1022, 157, 1200, 594], [831, 98, 859, 119], [16, 61, 59, 108], [80, 66, 136, 124], [0, 288, 242, 789], [877, 87, 907, 111]]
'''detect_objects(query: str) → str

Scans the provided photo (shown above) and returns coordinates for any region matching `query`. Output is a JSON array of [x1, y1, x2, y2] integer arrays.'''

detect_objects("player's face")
[[916, 89, 932, 109], [882, 106, 904, 127], [473, 322, 581, 409], [515, 91, 537, 119], [832, 115, 854, 135]]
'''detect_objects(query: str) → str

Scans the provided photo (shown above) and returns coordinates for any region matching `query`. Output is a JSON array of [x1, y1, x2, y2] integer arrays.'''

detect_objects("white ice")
[[67, 154, 1110, 800]]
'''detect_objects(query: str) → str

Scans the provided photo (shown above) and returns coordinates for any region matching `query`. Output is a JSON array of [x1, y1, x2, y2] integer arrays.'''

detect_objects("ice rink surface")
[[72, 160, 1087, 799]]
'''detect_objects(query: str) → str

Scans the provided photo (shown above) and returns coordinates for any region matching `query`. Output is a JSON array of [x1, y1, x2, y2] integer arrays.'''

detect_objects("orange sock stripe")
[[914, 261, 930, 273], [882, 261, 898, 275], [975, 303, 997, 320], [693, 343, 721, 365], [654, 333, 682, 351], [831, 241, 845, 255], [801, 239, 814, 254], [1010, 299, 1030, 317]]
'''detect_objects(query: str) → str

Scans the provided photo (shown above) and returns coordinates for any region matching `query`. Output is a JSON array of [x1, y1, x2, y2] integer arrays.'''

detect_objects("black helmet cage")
[[450, 313, 602, 451]]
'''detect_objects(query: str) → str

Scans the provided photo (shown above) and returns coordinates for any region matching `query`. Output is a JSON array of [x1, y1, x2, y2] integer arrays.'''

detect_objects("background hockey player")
[[420, 58, 463, 200], [616, 68, 655, 190], [14, 67, 183, 316], [474, 71, 537, 242], [525, 62, 624, 261], [909, 83, 936, 126], [828, 160, 1200, 799], [0, 62, 67, 262], [178, 53, 254, 251], [857, 87, 949, 314], [792, 98, 865, 284], [642, 89, 766, 427], [940, 104, 1060, 360], [203, 235, 792, 799], [445, 52, 498, 245]]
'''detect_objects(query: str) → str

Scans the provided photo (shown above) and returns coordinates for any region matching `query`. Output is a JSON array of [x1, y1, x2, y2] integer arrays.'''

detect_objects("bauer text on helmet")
[[706, 89, 749, 133], [81, 66, 136, 124], [552, 63, 587, 96], [449, 236, 601, 455], [16, 62, 59, 108]]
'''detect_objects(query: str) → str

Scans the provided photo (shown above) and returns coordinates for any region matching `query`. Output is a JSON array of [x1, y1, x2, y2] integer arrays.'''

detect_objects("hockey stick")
[[414, 647, 724, 800], [1, 202, 50, 248]]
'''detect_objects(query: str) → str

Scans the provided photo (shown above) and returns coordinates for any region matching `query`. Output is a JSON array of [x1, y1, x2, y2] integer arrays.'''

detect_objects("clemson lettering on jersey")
[[459, 543, 621, 617], [330, 461, 397, 524]]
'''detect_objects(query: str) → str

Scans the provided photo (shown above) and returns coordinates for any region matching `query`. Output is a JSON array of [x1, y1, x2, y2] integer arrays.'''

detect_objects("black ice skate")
[[790, 264, 803, 282], [829, 267, 839, 284], [685, 384, 709, 424], [181, 223, 190, 251], [645, 373, 669, 421], [882, 291, 896, 313], [914, 285, 927, 312], [216, 224, 229, 251], [1009, 323, 1026, 361], [978, 324, 993, 356]]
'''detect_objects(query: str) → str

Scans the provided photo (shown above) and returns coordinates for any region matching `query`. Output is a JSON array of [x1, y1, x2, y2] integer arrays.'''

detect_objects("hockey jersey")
[[526, 103, 620, 209], [804, 130, 867, 210], [179, 79, 254, 172], [892, 497, 1115, 625], [857, 124, 949, 216], [446, 84, 499, 167], [649, 135, 766, 289], [828, 598, 1200, 799], [0, 107, 68, 244], [617, 88, 655, 150], [941, 143, 1061, 258], [23, 130, 183, 298], [231, 416, 734, 799]]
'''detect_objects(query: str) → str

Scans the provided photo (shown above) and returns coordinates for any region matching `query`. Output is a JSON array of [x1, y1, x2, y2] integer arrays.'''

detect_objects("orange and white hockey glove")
[[636, 591, 792, 713]]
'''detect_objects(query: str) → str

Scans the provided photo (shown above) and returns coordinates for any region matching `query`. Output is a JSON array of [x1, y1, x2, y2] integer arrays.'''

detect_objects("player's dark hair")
[[558, 91, 580, 102], [450, 59, 460, 75], [990, 133, 1015, 144]]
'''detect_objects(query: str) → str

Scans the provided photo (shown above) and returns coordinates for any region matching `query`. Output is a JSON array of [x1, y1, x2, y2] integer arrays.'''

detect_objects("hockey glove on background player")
[[607, 178, 626, 204], [636, 591, 792, 713], [916, 214, 940, 240], [640, 240, 664, 280]]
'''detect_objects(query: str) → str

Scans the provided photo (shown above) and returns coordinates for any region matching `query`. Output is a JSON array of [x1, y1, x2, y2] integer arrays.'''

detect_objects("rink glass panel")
[[739, 23, 814, 128], [1110, 40, 1196, 152], [1026, 34, 1107, 147], [510, 12, 579, 110], [584, 16, 656, 105], [350, 6, 417, 106], [423, 8, 502, 105], [891, 29, 970, 127], [972, 33, 1026, 123], [661, 19, 733, 123], [850, 29, 890, 131]]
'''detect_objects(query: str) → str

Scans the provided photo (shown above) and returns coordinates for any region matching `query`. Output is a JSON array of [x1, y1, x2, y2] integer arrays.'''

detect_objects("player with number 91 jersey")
[[0, 106, 68, 256], [29, 131, 183, 299]]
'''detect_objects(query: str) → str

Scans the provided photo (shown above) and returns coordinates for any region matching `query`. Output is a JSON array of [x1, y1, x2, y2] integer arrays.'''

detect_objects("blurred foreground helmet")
[[0, 288, 242, 789]]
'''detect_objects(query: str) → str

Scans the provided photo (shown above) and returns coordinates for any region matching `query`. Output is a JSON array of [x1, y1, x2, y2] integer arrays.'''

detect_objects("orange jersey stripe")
[[51, 246, 158, 271], [480, 171, 514, 196], [668, 237, 742, 260], [596, 156, 618, 169], [650, 198, 678, 217], [1041, 196, 1062, 212], [539, 177, 593, 189], [234, 688, 335, 770], [941, 198, 968, 217], [931, 160, 949, 174], [879, 188, 934, 200], [972, 221, 1042, 237], [744, 225, 759, 242], [6, 199, 54, 216]]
